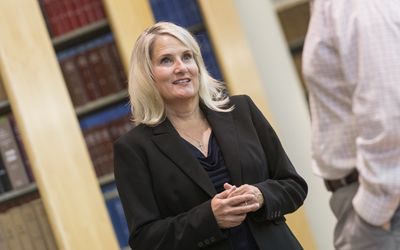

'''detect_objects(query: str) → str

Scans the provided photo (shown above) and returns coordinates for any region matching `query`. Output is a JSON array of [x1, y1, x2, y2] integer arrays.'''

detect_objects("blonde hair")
[[128, 22, 233, 127]]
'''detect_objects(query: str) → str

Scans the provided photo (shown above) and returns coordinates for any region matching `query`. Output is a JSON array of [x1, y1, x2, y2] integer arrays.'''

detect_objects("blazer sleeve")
[[114, 139, 228, 250], [242, 95, 308, 222]]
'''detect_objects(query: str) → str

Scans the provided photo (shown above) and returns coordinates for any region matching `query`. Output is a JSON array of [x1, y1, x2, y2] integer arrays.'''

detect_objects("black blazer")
[[114, 95, 307, 250]]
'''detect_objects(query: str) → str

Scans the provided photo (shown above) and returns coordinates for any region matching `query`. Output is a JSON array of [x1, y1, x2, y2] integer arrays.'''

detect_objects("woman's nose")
[[174, 59, 187, 74]]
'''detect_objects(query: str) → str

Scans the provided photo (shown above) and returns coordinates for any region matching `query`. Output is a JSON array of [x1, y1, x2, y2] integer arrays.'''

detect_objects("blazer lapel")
[[201, 105, 242, 186], [151, 118, 216, 198]]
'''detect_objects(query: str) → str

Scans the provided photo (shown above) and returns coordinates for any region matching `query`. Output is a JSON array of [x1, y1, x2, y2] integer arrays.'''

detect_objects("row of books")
[[0, 114, 33, 195], [149, 0, 203, 28], [39, 0, 107, 37], [102, 183, 129, 249], [57, 33, 127, 108], [79, 103, 134, 178], [0, 102, 134, 194], [0, 197, 58, 250]]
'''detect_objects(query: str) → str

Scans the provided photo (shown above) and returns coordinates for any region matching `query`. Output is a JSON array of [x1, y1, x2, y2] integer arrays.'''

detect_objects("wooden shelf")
[[76, 89, 129, 117], [0, 182, 38, 204], [52, 19, 111, 52], [0, 173, 116, 204]]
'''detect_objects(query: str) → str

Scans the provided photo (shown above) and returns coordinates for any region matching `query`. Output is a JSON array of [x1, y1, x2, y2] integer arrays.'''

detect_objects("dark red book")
[[42, 0, 65, 36], [74, 44, 102, 101], [107, 41, 128, 88], [81, 0, 97, 24], [82, 128, 103, 177], [98, 35, 124, 93], [53, 0, 73, 35], [91, 0, 107, 21], [7, 114, 35, 183], [62, 0, 81, 30], [73, 0, 89, 27], [58, 49, 90, 107], [86, 40, 110, 97]]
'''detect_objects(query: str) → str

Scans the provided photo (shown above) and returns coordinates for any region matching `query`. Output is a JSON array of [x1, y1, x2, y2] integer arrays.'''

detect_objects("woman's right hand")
[[211, 185, 259, 229]]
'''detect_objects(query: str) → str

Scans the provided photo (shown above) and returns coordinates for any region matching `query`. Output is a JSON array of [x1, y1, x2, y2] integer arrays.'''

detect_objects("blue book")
[[196, 31, 223, 81], [102, 184, 129, 248]]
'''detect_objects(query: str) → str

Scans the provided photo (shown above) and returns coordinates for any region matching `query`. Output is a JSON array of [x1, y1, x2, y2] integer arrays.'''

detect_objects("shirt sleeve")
[[351, 1, 400, 226]]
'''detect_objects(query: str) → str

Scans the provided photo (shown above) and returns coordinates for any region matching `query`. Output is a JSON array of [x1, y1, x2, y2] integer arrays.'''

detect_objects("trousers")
[[330, 182, 400, 250]]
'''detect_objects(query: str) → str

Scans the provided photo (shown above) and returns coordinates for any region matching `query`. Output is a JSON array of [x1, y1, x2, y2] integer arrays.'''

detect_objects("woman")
[[114, 22, 307, 250]]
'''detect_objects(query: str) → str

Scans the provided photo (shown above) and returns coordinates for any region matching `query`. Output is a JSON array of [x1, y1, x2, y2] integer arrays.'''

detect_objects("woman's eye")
[[183, 54, 192, 61], [161, 58, 171, 64]]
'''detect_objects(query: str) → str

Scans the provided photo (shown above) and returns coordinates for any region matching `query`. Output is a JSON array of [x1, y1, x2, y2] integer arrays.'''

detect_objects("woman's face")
[[151, 35, 200, 106]]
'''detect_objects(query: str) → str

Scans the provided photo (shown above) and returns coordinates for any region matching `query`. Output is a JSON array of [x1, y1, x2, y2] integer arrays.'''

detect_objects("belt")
[[324, 169, 359, 192]]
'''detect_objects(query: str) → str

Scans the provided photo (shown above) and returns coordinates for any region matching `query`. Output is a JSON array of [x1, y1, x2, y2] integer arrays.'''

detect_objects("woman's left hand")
[[224, 183, 264, 209]]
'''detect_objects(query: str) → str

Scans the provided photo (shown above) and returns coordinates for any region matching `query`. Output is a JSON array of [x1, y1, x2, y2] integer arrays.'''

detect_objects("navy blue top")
[[183, 131, 259, 250]]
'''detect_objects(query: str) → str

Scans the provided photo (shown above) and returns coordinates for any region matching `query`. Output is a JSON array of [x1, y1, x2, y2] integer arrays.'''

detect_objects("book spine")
[[86, 40, 110, 97], [30, 199, 58, 250], [0, 212, 11, 250], [20, 203, 48, 250], [73, 0, 89, 27], [81, 0, 97, 24], [41, 0, 62, 37], [82, 127, 103, 177], [62, 0, 81, 30], [9, 206, 34, 250], [56, 0, 73, 35], [99, 35, 124, 92], [0, 116, 29, 189], [0, 151, 13, 194], [91, 0, 107, 21], [74, 44, 102, 101], [58, 49, 90, 107], [106, 40, 127, 88], [0, 211, 23, 250], [7, 114, 35, 182], [103, 189, 128, 248]]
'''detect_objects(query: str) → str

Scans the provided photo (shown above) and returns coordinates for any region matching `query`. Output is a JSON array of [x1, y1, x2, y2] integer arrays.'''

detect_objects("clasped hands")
[[211, 183, 264, 229]]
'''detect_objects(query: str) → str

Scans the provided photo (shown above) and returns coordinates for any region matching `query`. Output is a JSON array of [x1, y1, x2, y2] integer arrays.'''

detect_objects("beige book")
[[0, 211, 23, 250], [0, 215, 11, 250], [9, 206, 34, 250], [20, 203, 48, 250], [30, 199, 58, 250]]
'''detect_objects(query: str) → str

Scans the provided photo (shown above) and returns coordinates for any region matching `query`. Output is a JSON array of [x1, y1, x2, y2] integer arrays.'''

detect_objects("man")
[[302, 0, 400, 249]]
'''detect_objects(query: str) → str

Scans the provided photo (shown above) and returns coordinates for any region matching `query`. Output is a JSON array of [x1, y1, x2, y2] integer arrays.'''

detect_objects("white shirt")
[[302, 0, 400, 226]]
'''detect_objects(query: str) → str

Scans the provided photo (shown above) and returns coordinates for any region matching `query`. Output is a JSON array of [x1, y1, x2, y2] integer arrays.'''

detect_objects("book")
[[0, 116, 29, 189], [0, 211, 23, 250], [0, 212, 11, 250], [86, 40, 110, 97], [73, 0, 89, 27], [0, 152, 13, 194], [9, 206, 34, 250], [20, 202, 48, 250], [97, 35, 124, 94], [106, 39, 127, 88], [102, 184, 129, 248], [74, 44, 102, 101], [30, 199, 59, 250], [7, 114, 34, 182], [81, 0, 97, 24], [41, 0, 65, 37], [91, 0, 107, 21], [57, 48, 90, 107], [62, 0, 81, 30]]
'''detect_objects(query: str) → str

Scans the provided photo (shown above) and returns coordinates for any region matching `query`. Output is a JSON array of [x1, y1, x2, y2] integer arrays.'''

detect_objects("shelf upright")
[[0, 0, 120, 249], [198, 0, 274, 126], [102, 0, 155, 74]]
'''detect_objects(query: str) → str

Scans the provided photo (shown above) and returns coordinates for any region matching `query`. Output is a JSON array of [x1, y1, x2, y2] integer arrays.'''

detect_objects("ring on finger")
[[245, 201, 248, 206]]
